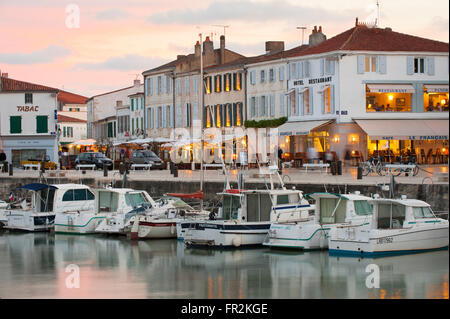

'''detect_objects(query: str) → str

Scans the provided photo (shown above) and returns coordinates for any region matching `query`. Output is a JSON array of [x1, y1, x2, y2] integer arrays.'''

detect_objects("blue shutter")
[[270, 94, 275, 116], [378, 56, 387, 74], [279, 66, 284, 81], [320, 59, 324, 76], [357, 56, 365, 74], [279, 94, 284, 116], [330, 85, 335, 114], [427, 57, 435, 75]]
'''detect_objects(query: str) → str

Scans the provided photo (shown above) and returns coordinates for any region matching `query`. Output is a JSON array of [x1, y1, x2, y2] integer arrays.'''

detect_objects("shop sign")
[[17, 105, 39, 112], [375, 135, 448, 140]]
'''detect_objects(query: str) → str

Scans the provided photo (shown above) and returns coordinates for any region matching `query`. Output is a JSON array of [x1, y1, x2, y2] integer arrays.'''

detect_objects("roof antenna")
[[376, 0, 380, 27]]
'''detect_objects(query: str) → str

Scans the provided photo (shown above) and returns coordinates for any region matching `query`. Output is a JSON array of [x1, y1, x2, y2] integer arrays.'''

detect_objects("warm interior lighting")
[[441, 99, 446, 105], [333, 135, 340, 143], [368, 104, 372, 108], [351, 150, 356, 155], [352, 137, 356, 142], [236, 73, 241, 91], [388, 94, 394, 101], [442, 148, 447, 153], [225, 74, 230, 92], [285, 136, 290, 143]]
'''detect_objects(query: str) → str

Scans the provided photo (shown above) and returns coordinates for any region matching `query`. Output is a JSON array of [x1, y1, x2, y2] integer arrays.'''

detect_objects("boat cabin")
[[306, 193, 373, 224], [370, 197, 439, 230], [219, 189, 310, 223], [95, 188, 155, 214]]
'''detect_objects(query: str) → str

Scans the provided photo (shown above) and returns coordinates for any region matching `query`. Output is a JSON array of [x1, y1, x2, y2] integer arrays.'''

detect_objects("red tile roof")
[[287, 25, 449, 58], [57, 114, 86, 123], [58, 90, 88, 104], [0, 76, 59, 93]]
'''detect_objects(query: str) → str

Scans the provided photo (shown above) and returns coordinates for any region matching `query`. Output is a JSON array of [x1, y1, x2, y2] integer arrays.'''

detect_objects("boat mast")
[[199, 33, 204, 213]]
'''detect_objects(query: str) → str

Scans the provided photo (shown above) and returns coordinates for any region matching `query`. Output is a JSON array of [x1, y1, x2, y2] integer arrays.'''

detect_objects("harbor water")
[[0, 230, 448, 299]]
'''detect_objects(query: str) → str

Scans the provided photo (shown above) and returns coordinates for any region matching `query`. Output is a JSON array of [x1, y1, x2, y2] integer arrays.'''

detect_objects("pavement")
[[1, 163, 448, 186]]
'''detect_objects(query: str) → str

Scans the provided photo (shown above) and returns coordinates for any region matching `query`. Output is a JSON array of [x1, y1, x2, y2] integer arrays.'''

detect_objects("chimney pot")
[[319, 26, 322, 32]]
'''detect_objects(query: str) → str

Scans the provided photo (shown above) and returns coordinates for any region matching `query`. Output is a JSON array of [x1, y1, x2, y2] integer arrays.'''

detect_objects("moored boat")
[[328, 196, 449, 257], [263, 192, 373, 250]]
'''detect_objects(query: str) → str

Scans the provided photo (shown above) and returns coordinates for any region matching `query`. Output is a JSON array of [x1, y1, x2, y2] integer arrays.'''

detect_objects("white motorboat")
[[328, 196, 449, 257], [94, 188, 156, 235], [53, 184, 100, 234], [263, 192, 373, 250], [182, 185, 314, 248], [3, 183, 60, 232], [129, 197, 209, 240], [0, 200, 8, 227]]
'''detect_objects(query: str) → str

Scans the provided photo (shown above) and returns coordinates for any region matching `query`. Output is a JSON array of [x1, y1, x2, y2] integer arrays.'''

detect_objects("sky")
[[0, 0, 448, 97]]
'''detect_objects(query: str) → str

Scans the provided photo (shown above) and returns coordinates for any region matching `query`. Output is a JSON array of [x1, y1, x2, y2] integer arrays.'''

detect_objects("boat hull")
[[183, 221, 271, 248], [130, 218, 178, 239], [329, 224, 449, 257], [263, 222, 331, 250], [54, 213, 106, 234], [4, 211, 55, 232]]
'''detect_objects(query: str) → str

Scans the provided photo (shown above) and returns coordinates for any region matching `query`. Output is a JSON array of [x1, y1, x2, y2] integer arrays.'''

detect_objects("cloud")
[[0, 45, 70, 65], [73, 54, 170, 71], [148, 0, 356, 25], [95, 8, 130, 20]]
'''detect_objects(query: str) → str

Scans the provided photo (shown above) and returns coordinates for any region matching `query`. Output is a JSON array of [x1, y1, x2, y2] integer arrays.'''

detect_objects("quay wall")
[[0, 176, 448, 212]]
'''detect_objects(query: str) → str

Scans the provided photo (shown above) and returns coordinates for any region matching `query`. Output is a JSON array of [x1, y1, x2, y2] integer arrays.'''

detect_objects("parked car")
[[130, 150, 165, 169], [75, 152, 113, 170]]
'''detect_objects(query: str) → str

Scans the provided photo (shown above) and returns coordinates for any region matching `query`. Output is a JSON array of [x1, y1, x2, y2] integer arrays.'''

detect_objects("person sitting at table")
[[386, 104, 393, 112]]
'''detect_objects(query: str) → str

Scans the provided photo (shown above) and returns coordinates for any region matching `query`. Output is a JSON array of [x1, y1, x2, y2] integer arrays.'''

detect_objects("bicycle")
[[361, 156, 384, 176], [387, 156, 419, 177]]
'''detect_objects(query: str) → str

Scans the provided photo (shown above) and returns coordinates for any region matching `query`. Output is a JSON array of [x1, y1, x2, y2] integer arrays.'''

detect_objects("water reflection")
[[0, 230, 448, 299]]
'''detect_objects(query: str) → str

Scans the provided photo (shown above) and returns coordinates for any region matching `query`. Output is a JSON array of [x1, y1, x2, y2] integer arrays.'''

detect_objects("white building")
[[0, 75, 59, 166], [277, 21, 449, 163], [57, 114, 87, 150], [87, 79, 143, 146]]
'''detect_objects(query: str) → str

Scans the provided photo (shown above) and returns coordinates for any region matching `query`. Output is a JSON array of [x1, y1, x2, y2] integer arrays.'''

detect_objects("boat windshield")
[[222, 195, 241, 220], [354, 200, 373, 216], [125, 192, 149, 207], [413, 206, 435, 219]]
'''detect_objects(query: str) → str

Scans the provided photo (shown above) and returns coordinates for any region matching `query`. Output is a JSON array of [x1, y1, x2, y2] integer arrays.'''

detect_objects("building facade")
[[278, 22, 449, 163], [0, 75, 59, 166]]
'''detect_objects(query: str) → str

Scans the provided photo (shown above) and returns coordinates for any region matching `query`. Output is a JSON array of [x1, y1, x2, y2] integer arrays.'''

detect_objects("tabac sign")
[[17, 105, 39, 112]]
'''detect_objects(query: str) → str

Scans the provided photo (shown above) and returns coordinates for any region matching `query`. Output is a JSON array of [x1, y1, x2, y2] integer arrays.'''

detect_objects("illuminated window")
[[236, 103, 242, 126], [215, 75, 222, 93], [365, 56, 377, 73], [323, 86, 332, 114], [205, 106, 212, 128], [302, 88, 311, 115], [224, 74, 231, 92], [366, 86, 412, 113], [233, 73, 241, 91], [423, 86, 448, 112], [205, 76, 211, 94], [226, 104, 231, 127]]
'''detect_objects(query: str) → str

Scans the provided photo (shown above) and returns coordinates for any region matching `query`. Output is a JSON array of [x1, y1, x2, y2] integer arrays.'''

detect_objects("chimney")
[[220, 35, 225, 64], [195, 41, 201, 57], [1, 73, 8, 78], [309, 25, 326, 47], [177, 55, 186, 60], [203, 36, 214, 55], [265, 41, 285, 55], [133, 79, 140, 88]]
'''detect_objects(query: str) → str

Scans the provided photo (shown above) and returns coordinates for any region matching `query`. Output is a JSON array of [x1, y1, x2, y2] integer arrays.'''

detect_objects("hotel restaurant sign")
[[292, 76, 333, 87]]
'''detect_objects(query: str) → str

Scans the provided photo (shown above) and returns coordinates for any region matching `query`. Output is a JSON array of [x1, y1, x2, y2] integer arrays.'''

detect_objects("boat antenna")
[[199, 32, 205, 213]]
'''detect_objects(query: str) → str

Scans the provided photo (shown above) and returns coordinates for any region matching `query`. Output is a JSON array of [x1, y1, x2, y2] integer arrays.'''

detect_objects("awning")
[[278, 120, 333, 136], [17, 183, 57, 192], [367, 84, 416, 94], [71, 139, 96, 146], [424, 84, 449, 93], [355, 119, 449, 140]]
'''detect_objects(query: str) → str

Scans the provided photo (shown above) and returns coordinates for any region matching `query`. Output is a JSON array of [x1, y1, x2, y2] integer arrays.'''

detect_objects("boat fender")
[[170, 225, 176, 235], [232, 236, 241, 247]]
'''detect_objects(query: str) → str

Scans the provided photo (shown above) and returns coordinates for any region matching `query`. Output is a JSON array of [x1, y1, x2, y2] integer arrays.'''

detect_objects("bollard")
[[357, 164, 363, 180], [337, 160, 342, 175], [8, 163, 13, 176], [173, 166, 178, 178], [103, 165, 108, 177], [125, 162, 130, 175], [119, 162, 124, 175], [331, 162, 337, 175], [170, 162, 174, 175]]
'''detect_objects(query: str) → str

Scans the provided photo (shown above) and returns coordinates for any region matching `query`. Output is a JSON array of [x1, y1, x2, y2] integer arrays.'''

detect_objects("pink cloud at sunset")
[[0, 0, 448, 97]]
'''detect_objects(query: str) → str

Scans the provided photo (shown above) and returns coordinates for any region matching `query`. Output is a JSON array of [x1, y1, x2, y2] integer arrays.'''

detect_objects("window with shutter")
[[25, 93, 33, 104], [279, 94, 284, 116], [270, 95, 275, 116], [260, 70, 265, 83], [36, 116, 48, 133], [427, 57, 435, 75], [149, 78, 153, 95], [279, 66, 284, 81], [357, 55, 365, 74]]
